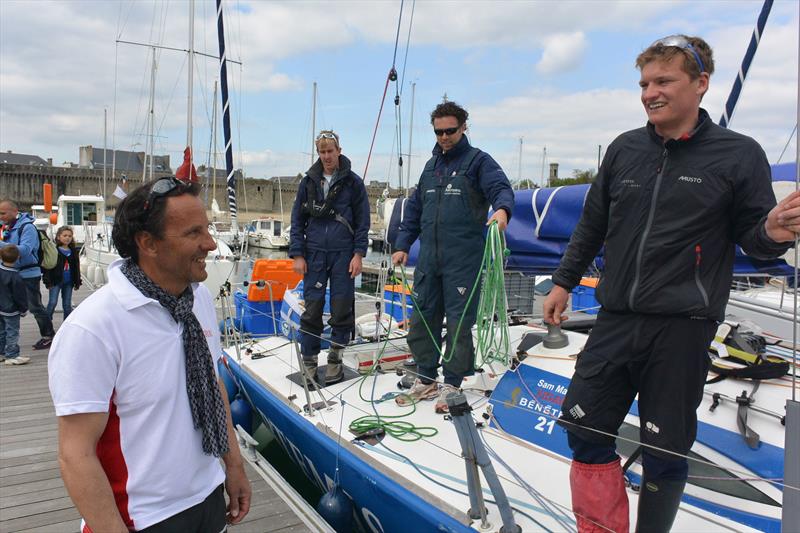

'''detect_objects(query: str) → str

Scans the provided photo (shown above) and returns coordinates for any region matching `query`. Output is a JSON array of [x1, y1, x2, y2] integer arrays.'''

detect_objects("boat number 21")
[[534, 416, 555, 435]]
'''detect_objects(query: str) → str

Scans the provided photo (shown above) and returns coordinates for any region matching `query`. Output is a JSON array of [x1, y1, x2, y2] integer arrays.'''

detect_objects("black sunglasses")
[[144, 177, 186, 212], [434, 126, 460, 137]]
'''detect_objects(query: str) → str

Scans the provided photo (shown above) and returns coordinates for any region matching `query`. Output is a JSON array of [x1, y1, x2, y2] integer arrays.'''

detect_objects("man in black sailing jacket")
[[289, 130, 370, 385], [392, 101, 514, 414], [544, 36, 800, 532]]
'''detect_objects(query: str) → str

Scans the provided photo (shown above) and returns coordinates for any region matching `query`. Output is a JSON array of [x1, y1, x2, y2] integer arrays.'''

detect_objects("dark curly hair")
[[430, 101, 469, 126], [112, 178, 200, 263]]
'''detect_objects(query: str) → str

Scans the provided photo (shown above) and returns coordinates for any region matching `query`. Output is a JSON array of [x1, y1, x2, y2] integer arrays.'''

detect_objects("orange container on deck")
[[247, 259, 302, 301]]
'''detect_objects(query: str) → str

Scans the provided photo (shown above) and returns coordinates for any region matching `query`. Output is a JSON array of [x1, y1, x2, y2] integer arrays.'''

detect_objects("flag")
[[112, 184, 127, 200], [175, 146, 199, 183]]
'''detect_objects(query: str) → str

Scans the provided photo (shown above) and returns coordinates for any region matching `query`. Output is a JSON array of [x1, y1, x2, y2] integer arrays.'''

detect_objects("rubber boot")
[[570, 460, 629, 533], [634, 477, 686, 533], [325, 348, 344, 384]]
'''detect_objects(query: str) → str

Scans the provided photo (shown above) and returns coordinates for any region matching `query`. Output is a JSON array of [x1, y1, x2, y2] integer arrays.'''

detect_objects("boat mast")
[[186, 0, 195, 159], [144, 46, 156, 182], [405, 81, 415, 197], [211, 80, 218, 213], [311, 81, 317, 167], [215, 0, 237, 231], [517, 137, 523, 189], [103, 108, 107, 199], [541, 146, 547, 187]]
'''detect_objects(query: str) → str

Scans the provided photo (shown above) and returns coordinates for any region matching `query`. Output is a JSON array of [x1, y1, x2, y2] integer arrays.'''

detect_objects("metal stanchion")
[[446, 392, 521, 533], [292, 324, 316, 417]]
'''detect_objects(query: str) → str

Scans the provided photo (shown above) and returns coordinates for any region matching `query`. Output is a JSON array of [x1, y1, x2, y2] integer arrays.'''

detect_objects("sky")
[[1, 0, 797, 190]]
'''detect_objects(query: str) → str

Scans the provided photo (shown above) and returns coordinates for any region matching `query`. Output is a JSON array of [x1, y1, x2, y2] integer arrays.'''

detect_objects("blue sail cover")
[[393, 184, 793, 276], [771, 162, 797, 182]]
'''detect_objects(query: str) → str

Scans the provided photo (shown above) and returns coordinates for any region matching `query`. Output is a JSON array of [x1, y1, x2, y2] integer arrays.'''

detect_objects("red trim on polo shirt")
[[96, 394, 134, 529]]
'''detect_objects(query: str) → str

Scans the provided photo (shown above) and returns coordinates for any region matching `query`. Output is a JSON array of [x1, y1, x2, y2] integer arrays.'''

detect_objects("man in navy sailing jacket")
[[544, 36, 800, 533], [289, 130, 370, 385], [392, 101, 514, 414], [0, 200, 56, 349]]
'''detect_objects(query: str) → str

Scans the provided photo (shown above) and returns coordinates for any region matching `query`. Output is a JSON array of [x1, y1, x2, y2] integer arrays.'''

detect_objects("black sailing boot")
[[635, 477, 687, 533]]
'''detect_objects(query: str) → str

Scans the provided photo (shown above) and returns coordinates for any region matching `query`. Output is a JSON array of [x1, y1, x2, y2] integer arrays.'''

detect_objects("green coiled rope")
[[346, 222, 510, 441]]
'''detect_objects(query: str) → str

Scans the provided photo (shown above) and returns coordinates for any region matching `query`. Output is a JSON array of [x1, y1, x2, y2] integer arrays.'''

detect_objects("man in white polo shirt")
[[49, 178, 251, 532]]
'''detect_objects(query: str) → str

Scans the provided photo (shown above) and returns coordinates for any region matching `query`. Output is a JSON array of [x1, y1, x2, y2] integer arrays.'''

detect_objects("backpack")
[[20, 222, 58, 270]]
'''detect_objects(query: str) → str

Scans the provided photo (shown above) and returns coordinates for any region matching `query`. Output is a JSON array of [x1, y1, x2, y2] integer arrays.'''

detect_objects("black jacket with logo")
[[552, 109, 792, 321]]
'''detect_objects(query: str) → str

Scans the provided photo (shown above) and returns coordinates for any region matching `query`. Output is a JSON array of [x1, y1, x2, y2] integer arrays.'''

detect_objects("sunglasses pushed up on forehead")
[[651, 35, 706, 73], [315, 130, 339, 147], [143, 177, 188, 212]]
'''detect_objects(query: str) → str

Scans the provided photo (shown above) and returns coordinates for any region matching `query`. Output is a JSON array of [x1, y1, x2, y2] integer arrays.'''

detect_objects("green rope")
[[398, 221, 511, 367], [475, 223, 511, 367], [347, 299, 439, 441], [345, 222, 510, 442]]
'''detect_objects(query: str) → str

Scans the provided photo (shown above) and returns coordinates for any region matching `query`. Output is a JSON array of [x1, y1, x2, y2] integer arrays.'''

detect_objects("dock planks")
[[0, 284, 313, 532]]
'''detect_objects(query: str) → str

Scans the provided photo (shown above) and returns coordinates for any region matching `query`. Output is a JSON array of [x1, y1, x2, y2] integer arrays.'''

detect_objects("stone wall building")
[[1, 156, 397, 218]]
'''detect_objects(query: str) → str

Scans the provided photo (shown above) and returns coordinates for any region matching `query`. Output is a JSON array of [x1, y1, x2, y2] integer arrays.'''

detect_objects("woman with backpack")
[[44, 226, 81, 321]]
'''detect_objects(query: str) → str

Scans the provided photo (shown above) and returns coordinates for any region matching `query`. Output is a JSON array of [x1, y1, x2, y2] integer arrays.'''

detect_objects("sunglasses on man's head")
[[315, 130, 339, 147], [651, 35, 706, 74], [434, 126, 460, 137], [143, 177, 187, 212]]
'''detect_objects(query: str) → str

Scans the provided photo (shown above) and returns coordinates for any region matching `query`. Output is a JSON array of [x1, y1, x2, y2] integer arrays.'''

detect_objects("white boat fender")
[[93, 265, 105, 286]]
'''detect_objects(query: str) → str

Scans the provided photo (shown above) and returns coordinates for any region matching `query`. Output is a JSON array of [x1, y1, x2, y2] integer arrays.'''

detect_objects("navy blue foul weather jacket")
[[289, 155, 370, 258], [395, 136, 514, 258]]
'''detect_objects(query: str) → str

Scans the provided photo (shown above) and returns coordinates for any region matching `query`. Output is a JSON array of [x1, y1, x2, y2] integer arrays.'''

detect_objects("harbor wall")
[[0, 163, 396, 217]]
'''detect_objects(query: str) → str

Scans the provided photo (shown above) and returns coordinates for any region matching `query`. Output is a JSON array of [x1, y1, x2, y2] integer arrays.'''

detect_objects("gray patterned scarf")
[[121, 259, 229, 457]]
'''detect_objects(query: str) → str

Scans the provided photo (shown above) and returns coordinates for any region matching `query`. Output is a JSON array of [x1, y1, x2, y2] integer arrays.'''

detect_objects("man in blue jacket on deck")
[[392, 101, 514, 414], [0, 199, 56, 349], [290, 130, 370, 385]]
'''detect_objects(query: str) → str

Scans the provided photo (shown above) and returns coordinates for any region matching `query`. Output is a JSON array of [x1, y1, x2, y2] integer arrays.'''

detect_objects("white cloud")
[[0, 0, 795, 189], [536, 32, 587, 75]]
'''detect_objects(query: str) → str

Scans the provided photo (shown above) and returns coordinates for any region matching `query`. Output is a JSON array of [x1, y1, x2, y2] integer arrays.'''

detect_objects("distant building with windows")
[[78, 146, 171, 175]]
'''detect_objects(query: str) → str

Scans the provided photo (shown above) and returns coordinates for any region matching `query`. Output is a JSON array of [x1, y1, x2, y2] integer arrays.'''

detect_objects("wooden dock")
[[0, 285, 317, 532]]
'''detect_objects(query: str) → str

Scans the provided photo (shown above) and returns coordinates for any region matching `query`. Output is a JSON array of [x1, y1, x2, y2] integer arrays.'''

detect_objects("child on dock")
[[43, 226, 80, 321], [0, 245, 30, 365]]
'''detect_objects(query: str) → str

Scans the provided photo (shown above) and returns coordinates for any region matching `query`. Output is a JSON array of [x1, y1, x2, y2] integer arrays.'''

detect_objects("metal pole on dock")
[[781, 15, 800, 529]]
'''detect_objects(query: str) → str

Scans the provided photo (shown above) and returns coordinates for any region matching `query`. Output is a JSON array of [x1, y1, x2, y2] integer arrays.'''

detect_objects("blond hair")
[[315, 130, 340, 151]]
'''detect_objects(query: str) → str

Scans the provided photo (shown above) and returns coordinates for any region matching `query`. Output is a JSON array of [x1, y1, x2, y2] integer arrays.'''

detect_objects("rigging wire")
[[776, 123, 797, 164], [398, 0, 416, 95], [363, 0, 405, 180]]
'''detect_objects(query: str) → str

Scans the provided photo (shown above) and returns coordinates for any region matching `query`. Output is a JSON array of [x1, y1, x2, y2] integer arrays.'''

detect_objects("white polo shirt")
[[49, 259, 226, 530]]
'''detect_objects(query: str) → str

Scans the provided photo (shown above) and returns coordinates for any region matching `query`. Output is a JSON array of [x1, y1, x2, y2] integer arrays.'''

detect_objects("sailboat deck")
[[0, 285, 316, 532]]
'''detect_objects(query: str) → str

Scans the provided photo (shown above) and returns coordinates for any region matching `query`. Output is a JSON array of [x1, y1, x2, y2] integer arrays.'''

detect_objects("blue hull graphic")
[[488, 364, 782, 532], [225, 357, 472, 533]]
